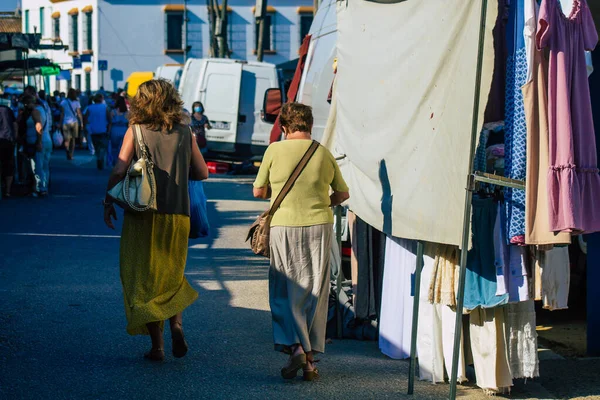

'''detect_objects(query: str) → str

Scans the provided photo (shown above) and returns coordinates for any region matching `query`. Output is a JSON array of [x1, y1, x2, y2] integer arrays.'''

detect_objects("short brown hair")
[[128, 79, 184, 131], [279, 102, 313, 134]]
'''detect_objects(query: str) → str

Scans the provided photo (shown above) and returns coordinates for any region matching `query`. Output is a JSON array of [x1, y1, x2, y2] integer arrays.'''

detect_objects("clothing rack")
[[403, 1, 525, 398]]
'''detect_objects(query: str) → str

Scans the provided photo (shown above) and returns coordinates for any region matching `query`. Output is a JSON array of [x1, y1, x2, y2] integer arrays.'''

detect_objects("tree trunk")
[[217, 0, 229, 58], [206, 0, 217, 57], [256, 0, 267, 62]]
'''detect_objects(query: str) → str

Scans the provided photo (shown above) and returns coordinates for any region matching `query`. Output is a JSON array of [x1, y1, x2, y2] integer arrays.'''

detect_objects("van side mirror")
[[262, 88, 282, 124]]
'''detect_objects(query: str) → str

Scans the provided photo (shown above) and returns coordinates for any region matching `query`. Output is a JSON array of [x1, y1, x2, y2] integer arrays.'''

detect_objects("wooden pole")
[[256, 0, 267, 62]]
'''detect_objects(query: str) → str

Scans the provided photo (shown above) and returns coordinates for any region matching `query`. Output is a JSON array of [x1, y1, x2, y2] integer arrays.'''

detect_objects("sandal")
[[144, 348, 165, 361], [281, 353, 307, 379], [171, 323, 189, 358], [303, 360, 320, 381]]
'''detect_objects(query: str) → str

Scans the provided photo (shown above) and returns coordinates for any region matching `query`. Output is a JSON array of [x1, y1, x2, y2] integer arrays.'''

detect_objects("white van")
[[179, 58, 280, 157], [296, 0, 337, 142], [155, 65, 183, 90]]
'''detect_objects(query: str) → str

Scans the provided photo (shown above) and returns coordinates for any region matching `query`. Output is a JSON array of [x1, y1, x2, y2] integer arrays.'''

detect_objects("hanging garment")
[[469, 307, 513, 394], [534, 246, 570, 310], [484, 0, 509, 123], [537, 0, 600, 233], [428, 243, 460, 308], [464, 198, 510, 311], [504, 0, 528, 245], [505, 300, 540, 379], [417, 248, 467, 384], [352, 215, 386, 321], [379, 237, 415, 359], [524, 0, 572, 245]]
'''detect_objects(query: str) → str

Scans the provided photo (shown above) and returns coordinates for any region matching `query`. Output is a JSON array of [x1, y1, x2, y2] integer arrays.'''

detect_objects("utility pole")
[[183, 0, 188, 62], [256, 0, 267, 62]]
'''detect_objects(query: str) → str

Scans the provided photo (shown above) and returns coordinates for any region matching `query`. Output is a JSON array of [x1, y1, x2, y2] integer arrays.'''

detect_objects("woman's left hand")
[[104, 203, 118, 229]]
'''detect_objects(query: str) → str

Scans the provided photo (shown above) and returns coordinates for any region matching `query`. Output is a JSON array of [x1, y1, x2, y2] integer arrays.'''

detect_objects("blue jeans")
[[31, 142, 52, 193]]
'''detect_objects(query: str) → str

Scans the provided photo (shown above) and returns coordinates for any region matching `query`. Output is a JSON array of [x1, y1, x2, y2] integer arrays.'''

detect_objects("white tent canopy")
[[335, 0, 499, 247]]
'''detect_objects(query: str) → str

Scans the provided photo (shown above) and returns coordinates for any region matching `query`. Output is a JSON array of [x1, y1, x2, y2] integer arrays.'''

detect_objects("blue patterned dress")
[[504, 0, 528, 244]]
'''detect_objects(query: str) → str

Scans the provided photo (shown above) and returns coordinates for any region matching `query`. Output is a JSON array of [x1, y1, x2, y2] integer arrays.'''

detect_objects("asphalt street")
[[1, 152, 599, 400]]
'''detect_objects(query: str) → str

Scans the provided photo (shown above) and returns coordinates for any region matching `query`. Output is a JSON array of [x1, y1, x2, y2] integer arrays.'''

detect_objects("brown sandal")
[[144, 348, 165, 361], [281, 353, 307, 379], [303, 359, 320, 381]]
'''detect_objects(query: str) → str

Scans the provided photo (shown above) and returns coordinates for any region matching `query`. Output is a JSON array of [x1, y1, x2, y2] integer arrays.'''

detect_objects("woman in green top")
[[253, 103, 349, 381]]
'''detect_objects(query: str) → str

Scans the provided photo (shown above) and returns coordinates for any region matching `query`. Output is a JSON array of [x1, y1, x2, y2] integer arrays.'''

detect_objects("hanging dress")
[[537, 0, 600, 233], [504, 0, 528, 244]]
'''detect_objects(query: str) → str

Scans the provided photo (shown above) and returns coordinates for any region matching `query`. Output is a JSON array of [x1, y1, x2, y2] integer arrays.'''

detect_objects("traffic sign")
[[73, 57, 82, 69], [98, 60, 108, 71]]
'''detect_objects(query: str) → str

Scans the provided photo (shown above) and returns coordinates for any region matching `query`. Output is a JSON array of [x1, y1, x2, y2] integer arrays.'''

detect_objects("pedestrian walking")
[[22, 95, 52, 197], [60, 89, 83, 160], [84, 94, 112, 170], [103, 79, 208, 361], [190, 101, 211, 152], [0, 98, 17, 197], [109, 96, 128, 166], [252, 102, 350, 381]]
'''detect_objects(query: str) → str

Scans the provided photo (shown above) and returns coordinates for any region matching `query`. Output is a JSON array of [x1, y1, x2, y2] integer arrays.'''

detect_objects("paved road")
[[1, 153, 599, 400]]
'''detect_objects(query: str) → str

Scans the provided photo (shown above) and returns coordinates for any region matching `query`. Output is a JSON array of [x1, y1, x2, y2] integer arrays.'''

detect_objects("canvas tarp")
[[335, 0, 498, 247]]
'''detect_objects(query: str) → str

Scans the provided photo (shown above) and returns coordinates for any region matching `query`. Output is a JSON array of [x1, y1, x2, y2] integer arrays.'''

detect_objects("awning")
[[51, 11, 60, 19], [0, 58, 53, 73], [0, 33, 42, 51], [56, 69, 71, 81], [252, 5, 276, 13], [68, 8, 79, 16], [82, 5, 93, 13]]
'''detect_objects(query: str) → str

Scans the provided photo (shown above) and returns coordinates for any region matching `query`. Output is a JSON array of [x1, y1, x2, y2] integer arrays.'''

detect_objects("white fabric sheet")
[[379, 237, 415, 359], [336, 0, 498, 246]]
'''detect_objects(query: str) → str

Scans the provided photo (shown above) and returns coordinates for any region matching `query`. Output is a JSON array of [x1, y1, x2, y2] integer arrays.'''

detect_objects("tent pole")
[[449, 0, 489, 399], [335, 205, 344, 338], [407, 240, 424, 394]]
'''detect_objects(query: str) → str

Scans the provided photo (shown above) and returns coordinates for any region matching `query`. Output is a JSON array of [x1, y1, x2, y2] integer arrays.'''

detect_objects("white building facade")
[[21, 0, 314, 93]]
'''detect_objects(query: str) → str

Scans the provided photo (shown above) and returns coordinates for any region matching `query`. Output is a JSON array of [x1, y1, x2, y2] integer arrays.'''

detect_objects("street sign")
[[73, 57, 82, 69], [80, 54, 92, 63], [98, 60, 108, 71]]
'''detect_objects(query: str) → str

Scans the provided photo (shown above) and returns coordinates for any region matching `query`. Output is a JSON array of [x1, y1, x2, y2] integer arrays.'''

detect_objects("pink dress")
[[536, 0, 600, 233]]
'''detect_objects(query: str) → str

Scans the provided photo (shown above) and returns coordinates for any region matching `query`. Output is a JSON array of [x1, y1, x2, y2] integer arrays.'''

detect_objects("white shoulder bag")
[[107, 124, 157, 212]]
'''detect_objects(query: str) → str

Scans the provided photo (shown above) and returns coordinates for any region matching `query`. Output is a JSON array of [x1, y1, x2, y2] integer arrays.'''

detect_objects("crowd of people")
[[0, 86, 132, 198]]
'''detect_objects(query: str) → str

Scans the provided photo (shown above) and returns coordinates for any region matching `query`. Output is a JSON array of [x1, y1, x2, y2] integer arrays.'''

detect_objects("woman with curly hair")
[[103, 79, 208, 361]]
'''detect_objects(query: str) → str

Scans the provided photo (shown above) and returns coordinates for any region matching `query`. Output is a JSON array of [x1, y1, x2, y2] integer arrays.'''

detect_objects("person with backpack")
[[60, 89, 83, 160]]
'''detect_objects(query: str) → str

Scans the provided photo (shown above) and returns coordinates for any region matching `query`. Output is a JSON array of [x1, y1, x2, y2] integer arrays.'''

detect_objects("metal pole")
[[407, 241, 424, 395], [449, 1, 489, 399], [335, 205, 344, 338], [184, 0, 188, 62]]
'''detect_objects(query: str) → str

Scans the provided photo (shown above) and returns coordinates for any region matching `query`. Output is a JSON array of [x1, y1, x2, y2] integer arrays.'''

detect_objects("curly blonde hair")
[[128, 79, 185, 131]]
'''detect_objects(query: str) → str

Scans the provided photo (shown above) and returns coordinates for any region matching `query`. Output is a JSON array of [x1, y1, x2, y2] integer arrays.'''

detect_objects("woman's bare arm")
[[330, 191, 350, 207], [105, 127, 135, 195], [253, 186, 271, 199]]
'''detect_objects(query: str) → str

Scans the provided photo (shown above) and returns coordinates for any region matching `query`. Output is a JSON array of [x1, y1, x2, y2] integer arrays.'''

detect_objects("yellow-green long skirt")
[[120, 211, 198, 336]]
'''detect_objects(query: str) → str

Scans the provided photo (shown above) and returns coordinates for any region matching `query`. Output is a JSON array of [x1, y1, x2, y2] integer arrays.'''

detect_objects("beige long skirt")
[[269, 224, 332, 354]]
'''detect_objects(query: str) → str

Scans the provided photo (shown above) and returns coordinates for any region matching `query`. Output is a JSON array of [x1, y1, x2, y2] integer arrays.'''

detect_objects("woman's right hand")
[[104, 203, 117, 229]]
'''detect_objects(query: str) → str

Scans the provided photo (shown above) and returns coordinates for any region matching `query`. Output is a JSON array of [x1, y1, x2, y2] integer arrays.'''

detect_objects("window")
[[75, 74, 81, 90], [255, 14, 273, 52], [165, 12, 184, 51], [83, 11, 92, 51], [24, 10, 29, 33], [39, 8, 45, 36], [85, 71, 91, 94], [69, 13, 79, 52], [300, 14, 313, 41], [53, 16, 60, 39]]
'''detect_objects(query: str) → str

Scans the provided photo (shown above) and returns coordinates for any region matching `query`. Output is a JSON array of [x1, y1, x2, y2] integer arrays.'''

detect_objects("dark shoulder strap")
[[268, 140, 320, 216]]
